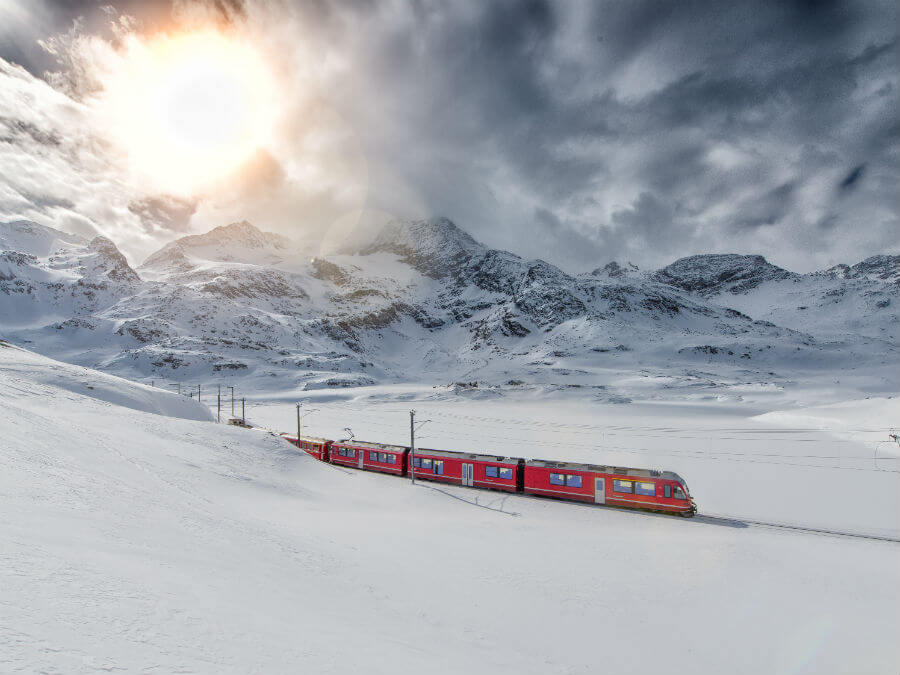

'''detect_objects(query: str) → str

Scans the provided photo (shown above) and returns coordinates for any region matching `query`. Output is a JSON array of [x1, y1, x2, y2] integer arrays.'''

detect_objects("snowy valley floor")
[[2, 344, 899, 674]]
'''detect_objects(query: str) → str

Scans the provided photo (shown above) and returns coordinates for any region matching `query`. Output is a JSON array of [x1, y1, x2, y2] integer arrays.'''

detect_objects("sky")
[[0, 0, 897, 271]]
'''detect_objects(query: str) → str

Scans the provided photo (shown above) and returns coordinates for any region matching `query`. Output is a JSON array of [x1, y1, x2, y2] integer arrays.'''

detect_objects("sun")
[[101, 31, 277, 195]]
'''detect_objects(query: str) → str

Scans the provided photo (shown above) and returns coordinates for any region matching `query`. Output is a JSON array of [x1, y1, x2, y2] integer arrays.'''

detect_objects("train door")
[[358, 451, 364, 469], [594, 477, 606, 504], [462, 463, 474, 487]]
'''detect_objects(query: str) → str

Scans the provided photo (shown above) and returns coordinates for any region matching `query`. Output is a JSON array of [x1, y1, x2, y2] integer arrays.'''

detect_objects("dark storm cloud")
[[1, 0, 898, 270], [839, 164, 866, 190], [289, 0, 898, 269]]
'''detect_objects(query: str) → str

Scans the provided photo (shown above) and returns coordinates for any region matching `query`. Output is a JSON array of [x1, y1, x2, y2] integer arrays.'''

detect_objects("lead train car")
[[524, 459, 697, 516], [410, 447, 524, 492]]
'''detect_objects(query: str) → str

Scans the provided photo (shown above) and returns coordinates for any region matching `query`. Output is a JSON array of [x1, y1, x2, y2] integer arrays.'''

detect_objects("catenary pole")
[[229, 386, 235, 416], [217, 385, 221, 423], [242, 398, 245, 425], [410, 409, 416, 485], [297, 402, 301, 445]]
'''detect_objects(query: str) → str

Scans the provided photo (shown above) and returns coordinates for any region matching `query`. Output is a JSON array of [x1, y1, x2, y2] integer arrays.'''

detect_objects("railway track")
[[695, 513, 900, 544]]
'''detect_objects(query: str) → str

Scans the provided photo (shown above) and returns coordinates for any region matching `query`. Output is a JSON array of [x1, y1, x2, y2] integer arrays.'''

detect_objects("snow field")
[[2, 346, 898, 673], [238, 389, 900, 538]]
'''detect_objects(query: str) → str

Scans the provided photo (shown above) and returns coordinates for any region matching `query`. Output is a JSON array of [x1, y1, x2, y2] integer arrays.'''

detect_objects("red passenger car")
[[410, 448, 524, 492], [524, 459, 696, 516], [330, 440, 408, 476], [282, 434, 332, 461]]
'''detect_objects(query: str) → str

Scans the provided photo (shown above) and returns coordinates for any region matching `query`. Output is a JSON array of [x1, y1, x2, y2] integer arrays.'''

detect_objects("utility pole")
[[296, 402, 302, 444], [410, 409, 416, 485], [197, 384, 201, 402], [217, 385, 221, 423], [229, 386, 235, 416], [242, 398, 245, 425]]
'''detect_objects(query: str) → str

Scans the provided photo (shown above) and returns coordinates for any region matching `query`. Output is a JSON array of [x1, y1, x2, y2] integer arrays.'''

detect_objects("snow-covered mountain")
[[1, 217, 896, 403]]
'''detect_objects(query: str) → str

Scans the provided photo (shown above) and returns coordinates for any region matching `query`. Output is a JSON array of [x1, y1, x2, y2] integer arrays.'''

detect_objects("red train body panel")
[[524, 459, 696, 515], [280, 434, 697, 517], [330, 440, 408, 476], [281, 434, 332, 462], [410, 448, 523, 492]]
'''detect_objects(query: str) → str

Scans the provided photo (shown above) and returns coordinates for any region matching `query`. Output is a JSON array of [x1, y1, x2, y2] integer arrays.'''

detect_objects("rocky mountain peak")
[[86, 236, 141, 283], [180, 221, 291, 251], [591, 261, 640, 278], [140, 221, 293, 271], [358, 217, 486, 279], [0, 220, 87, 257], [652, 254, 795, 296], [848, 255, 900, 283], [821, 255, 899, 283]]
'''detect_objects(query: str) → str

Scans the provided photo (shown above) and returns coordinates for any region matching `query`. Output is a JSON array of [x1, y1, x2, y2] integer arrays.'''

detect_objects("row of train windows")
[[549, 474, 583, 488], [485, 466, 514, 480], [368, 451, 398, 464], [613, 480, 655, 496], [612, 480, 686, 499], [336, 447, 356, 458], [412, 458, 444, 475]]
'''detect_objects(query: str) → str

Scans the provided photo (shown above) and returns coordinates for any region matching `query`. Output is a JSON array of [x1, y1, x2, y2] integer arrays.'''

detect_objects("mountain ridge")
[[2, 217, 896, 403]]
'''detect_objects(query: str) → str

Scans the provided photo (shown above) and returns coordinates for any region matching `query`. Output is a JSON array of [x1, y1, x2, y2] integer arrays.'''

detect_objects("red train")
[[281, 433, 697, 517]]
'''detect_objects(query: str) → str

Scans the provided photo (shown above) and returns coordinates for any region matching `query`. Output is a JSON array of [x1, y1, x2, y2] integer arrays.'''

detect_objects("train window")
[[370, 451, 378, 461], [674, 486, 686, 500], [499, 467, 513, 480], [486, 466, 498, 478], [613, 480, 633, 493], [549, 473, 565, 486], [664, 485, 672, 499], [348, 449, 356, 458], [566, 475, 582, 488], [412, 457, 422, 468], [387, 454, 396, 464], [337, 448, 345, 457], [635, 482, 655, 496], [422, 459, 433, 470], [434, 460, 444, 475]]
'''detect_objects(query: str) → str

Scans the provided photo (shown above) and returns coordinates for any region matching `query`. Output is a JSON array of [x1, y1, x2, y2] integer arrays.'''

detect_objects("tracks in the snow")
[[696, 513, 900, 544]]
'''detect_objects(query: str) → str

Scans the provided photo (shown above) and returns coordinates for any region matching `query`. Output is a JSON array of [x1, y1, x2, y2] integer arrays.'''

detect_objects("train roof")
[[526, 458, 683, 481], [412, 447, 522, 465], [333, 439, 409, 453], [281, 433, 331, 444]]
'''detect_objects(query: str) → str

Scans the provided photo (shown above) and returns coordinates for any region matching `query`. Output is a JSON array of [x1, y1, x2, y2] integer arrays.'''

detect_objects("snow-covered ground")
[[2, 343, 898, 673], [236, 385, 900, 538]]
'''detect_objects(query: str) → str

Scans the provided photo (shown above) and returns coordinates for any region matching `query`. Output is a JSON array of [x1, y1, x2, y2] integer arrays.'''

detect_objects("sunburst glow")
[[101, 31, 277, 195]]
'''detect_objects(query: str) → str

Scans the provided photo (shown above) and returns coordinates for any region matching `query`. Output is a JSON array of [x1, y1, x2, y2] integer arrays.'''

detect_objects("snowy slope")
[[1, 218, 896, 405], [2, 343, 898, 673]]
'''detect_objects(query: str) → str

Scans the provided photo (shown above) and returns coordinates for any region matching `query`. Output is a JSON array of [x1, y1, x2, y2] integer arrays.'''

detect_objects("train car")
[[524, 459, 697, 516], [281, 434, 332, 462], [330, 440, 409, 476], [410, 448, 524, 492]]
